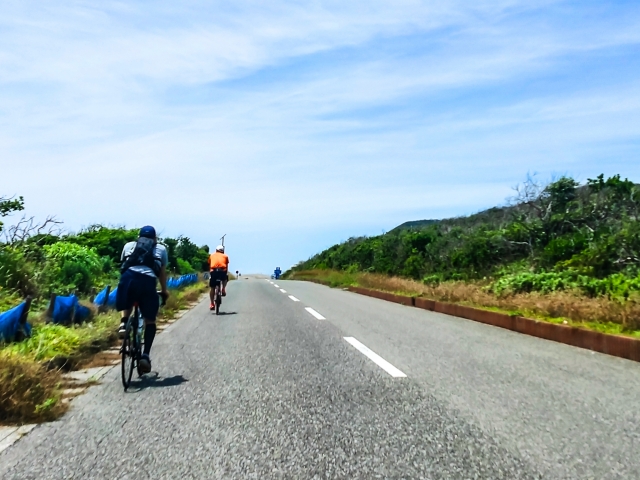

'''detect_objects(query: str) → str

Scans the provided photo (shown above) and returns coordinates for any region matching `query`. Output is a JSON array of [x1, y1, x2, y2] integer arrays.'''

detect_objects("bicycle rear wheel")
[[215, 285, 221, 315], [121, 322, 135, 390]]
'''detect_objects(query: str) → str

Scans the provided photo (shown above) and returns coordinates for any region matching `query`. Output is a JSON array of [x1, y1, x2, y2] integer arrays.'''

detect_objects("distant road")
[[2, 278, 639, 479]]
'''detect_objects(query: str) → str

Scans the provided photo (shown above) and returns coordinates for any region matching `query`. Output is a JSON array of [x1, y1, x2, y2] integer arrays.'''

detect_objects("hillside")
[[291, 174, 640, 300], [391, 219, 440, 232]]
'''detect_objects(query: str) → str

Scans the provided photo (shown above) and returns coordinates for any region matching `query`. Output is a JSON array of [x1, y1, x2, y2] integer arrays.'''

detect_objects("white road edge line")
[[289, 295, 300, 302], [280, 289, 287, 293], [343, 337, 407, 378], [305, 307, 326, 320]]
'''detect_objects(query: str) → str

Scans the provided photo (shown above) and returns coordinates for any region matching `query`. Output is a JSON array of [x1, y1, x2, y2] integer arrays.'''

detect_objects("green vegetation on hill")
[[291, 174, 640, 301], [0, 196, 211, 303]]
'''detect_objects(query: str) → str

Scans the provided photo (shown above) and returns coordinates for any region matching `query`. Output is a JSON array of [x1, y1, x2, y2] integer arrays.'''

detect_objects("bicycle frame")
[[121, 305, 144, 390], [120, 292, 166, 390]]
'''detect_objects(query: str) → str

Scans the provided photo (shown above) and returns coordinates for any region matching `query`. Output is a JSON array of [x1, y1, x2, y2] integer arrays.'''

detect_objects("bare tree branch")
[[3, 215, 63, 244]]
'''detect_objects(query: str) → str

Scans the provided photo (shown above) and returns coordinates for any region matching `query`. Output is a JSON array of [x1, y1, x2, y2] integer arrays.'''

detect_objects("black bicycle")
[[121, 292, 166, 390], [212, 279, 223, 315], [210, 269, 225, 315]]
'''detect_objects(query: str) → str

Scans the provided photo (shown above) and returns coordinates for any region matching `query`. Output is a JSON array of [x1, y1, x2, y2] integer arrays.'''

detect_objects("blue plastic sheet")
[[93, 286, 109, 306], [74, 305, 91, 323], [51, 295, 78, 325], [50, 295, 93, 324], [107, 287, 118, 308], [167, 273, 198, 290], [0, 301, 31, 342]]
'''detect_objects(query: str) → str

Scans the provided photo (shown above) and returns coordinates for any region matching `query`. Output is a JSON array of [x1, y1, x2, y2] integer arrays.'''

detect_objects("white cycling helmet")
[[216, 245, 225, 252]]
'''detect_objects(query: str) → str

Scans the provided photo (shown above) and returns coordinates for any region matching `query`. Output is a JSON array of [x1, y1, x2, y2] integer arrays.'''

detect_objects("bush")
[[176, 258, 195, 274], [0, 246, 37, 296], [41, 242, 104, 294], [491, 270, 640, 299]]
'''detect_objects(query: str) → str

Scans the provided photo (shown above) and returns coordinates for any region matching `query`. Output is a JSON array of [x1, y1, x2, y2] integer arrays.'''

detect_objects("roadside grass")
[[0, 352, 67, 424], [159, 281, 209, 319], [286, 269, 640, 336], [4, 310, 120, 366], [0, 279, 209, 425]]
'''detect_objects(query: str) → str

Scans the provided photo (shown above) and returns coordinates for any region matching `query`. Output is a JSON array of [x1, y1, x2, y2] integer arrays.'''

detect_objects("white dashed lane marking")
[[288, 295, 300, 302], [280, 289, 287, 293], [305, 307, 326, 320], [343, 337, 407, 378]]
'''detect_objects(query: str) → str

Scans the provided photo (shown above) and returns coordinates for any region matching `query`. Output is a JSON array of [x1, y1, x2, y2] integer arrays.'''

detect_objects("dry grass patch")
[[289, 270, 640, 334], [0, 352, 66, 424]]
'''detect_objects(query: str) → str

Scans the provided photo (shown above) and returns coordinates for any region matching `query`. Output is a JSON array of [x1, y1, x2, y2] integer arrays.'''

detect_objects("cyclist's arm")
[[159, 265, 168, 294]]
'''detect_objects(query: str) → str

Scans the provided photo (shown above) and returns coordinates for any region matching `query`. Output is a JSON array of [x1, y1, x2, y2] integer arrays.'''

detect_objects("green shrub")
[[491, 270, 640, 299], [176, 258, 195, 274], [422, 274, 444, 285], [41, 242, 104, 294], [0, 246, 37, 296]]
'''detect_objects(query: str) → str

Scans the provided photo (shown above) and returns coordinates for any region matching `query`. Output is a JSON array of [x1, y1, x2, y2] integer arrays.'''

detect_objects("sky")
[[1, 0, 639, 274]]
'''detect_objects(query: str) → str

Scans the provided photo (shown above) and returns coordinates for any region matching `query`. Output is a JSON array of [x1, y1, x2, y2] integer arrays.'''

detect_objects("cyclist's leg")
[[115, 270, 136, 335], [135, 273, 160, 372], [222, 272, 228, 295]]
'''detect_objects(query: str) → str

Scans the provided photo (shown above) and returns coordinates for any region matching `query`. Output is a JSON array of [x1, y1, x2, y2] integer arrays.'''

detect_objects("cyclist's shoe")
[[222, 289, 227, 297], [209, 303, 215, 311], [118, 322, 126, 339], [139, 354, 151, 373]]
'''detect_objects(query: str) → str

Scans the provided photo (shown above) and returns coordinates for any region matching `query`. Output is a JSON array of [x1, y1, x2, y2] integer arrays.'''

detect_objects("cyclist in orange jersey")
[[208, 245, 229, 310]]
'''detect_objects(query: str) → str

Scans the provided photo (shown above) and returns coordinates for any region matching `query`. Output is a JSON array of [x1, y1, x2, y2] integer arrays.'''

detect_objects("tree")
[[0, 196, 24, 234]]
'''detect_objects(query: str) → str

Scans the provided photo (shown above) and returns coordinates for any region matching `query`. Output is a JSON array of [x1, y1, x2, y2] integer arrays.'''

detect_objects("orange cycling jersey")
[[208, 252, 229, 271]]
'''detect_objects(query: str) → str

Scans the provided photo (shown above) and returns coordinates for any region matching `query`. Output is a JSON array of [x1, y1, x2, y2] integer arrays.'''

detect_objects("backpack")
[[121, 237, 161, 275]]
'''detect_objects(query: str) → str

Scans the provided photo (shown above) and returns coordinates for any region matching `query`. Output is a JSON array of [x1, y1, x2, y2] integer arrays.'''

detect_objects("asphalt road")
[[2, 277, 640, 479]]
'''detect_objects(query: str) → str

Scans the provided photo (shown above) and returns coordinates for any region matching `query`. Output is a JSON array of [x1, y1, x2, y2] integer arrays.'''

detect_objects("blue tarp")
[[50, 295, 93, 324], [51, 294, 78, 325], [0, 302, 31, 342], [107, 287, 118, 308], [168, 273, 198, 289], [93, 286, 117, 309], [74, 304, 92, 323], [93, 286, 109, 306]]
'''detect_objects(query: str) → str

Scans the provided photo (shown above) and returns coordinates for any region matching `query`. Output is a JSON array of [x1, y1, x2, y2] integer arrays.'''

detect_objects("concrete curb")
[[347, 286, 640, 362], [0, 425, 37, 454]]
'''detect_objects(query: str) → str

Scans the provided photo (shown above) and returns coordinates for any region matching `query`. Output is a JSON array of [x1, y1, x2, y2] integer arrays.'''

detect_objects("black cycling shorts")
[[116, 270, 159, 322], [209, 269, 228, 287]]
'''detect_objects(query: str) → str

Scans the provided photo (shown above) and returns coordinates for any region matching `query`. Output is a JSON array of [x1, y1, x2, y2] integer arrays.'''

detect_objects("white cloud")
[[1, 0, 640, 272]]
